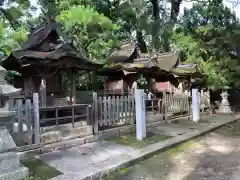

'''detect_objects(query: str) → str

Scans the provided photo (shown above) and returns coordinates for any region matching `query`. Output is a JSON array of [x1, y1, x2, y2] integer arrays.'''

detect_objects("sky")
[[180, 0, 240, 18], [30, 0, 240, 18]]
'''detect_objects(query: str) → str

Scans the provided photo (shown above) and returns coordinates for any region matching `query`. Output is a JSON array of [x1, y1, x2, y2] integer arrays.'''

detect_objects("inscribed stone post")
[[33, 93, 40, 144], [135, 89, 146, 140], [192, 88, 200, 122]]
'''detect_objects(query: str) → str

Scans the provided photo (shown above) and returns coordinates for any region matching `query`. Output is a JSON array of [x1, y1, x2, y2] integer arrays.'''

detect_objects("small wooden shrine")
[[2, 19, 101, 106], [98, 43, 202, 94]]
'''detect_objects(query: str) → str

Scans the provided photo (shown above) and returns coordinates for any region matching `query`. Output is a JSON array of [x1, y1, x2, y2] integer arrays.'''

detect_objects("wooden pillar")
[[71, 69, 77, 104]]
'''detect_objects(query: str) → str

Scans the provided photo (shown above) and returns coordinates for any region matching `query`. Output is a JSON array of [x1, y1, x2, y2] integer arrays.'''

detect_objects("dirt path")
[[107, 121, 240, 180]]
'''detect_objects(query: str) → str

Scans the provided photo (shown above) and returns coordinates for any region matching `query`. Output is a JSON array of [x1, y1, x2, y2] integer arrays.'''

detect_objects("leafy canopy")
[[173, 0, 240, 89], [56, 5, 120, 62]]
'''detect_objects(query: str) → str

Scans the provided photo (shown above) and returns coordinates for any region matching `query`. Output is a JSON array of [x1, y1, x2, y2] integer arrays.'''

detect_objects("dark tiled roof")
[[107, 42, 138, 63], [2, 42, 102, 71], [22, 19, 62, 50]]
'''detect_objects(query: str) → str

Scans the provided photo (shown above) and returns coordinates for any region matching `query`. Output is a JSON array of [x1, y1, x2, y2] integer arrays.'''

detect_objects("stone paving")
[[37, 114, 238, 180], [39, 140, 135, 180], [109, 120, 240, 180]]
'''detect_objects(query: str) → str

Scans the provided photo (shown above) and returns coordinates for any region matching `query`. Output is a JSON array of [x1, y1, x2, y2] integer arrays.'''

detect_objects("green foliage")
[[56, 5, 120, 62], [2, 0, 240, 91], [0, 20, 27, 57], [173, 0, 240, 90]]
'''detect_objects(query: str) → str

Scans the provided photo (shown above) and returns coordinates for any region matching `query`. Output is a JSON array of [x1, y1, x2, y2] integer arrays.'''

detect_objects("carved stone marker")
[[135, 89, 146, 140], [0, 66, 28, 180], [192, 88, 200, 122]]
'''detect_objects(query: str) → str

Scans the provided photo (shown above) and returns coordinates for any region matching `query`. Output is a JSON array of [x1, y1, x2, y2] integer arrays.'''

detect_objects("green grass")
[[107, 132, 170, 149], [21, 154, 62, 180]]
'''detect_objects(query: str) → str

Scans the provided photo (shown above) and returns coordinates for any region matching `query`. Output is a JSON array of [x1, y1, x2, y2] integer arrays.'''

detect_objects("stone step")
[[0, 166, 28, 180], [0, 152, 20, 171]]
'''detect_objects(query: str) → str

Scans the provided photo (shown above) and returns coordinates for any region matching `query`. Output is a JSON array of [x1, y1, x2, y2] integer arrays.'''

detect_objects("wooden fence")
[[92, 93, 135, 133], [91, 90, 211, 133], [9, 89, 211, 149], [9, 94, 91, 148]]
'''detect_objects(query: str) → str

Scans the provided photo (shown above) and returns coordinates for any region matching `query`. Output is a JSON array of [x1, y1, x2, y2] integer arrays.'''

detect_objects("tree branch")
[[84, 38, 97, 50], [0, 7, 19, 30]]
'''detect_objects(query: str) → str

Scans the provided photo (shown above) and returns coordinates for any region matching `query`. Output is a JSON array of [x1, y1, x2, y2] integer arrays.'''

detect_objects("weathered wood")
[[107, 96, 111, 124], [55, 109, 59, 127], [128, 95, 132, 124], [92, 92, 98, 133], [120, 96, 124, 123], [124, 96, 128, 124], [72, 107, 75, 128], [98, 97, 103, 126], [17, 99, 23, 132], [112, 96, 116, 124], [86, 105, 90, 125], [103, 96, 107, 125], [116, 96, 120, 122], [25, 99, 31, 130], [132, 96, 135, 123], [71, 69, 77, 104], [33, 93, 40, 144]]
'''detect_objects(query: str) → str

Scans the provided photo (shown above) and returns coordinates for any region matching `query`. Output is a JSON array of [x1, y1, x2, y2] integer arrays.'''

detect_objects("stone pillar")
[[218, 91, 232, 113], [39, 78, 47, 107], [192, 88, 200, 122], [131, 81, 138, 97], [135, 89, 146, 140]]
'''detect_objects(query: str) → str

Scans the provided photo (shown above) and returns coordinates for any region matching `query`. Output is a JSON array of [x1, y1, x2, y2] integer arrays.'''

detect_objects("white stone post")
[[33, 93, 40, 144], [39, 79, 46, 107], [192, 88, 200, 122], [135, 89, 146, 140]]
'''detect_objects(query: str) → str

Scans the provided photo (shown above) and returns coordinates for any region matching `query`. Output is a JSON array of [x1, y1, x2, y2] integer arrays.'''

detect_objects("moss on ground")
[[104, 138, 202, 179], [107, 132, 170, 149], [104, 167, 129, 180], [104, 120, 240, 179], [21, 154, 62, 180], [167, 140, 202, 156], [215, 121, 240, 136]]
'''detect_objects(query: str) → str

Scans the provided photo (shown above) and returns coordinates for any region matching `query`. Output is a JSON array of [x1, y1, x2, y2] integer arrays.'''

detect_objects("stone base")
[[0, 127, 16, 153], [0, 166, 29, 180], [218, 105, 232, 114], [0, 126, 29, 180], [0, 152, 20, 171], [40, 125, 93, 144]]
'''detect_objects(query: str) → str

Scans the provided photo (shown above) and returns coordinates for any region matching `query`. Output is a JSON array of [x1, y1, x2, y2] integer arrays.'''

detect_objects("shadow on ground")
[[105, 121, 240, 180]]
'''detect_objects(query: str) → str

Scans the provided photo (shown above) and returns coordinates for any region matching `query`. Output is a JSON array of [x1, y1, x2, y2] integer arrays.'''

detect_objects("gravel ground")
[[106, 121, 240, 180]]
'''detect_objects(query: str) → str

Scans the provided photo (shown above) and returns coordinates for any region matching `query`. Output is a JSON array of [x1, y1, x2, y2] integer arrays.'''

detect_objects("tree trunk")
[[170, 0, 183, 22], [136, 30, 148, 53], [150, 0, 161, 50]]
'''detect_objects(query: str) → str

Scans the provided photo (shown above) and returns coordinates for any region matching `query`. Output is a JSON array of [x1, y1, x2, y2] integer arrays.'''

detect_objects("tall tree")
[[173, 0, 240, 89]]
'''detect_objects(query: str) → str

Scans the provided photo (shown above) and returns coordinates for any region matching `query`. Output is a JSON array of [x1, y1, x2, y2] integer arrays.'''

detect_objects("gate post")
[[33, 93, 40, 144], [92, 92, 98, 134], [135, 89, 146, 140], [192, 88, 200, 122]]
